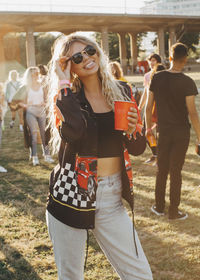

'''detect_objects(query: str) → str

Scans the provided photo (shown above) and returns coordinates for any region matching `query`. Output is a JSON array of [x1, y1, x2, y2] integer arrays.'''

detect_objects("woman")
[[109, 61, 142, 106], [46, 33, 153, 280], [109, 61, 128, 82], [145, 63, 166, 166], [0, 83, 7, 172], [0, 83, 4, 145], [38, 64, 48, 85], [5, 70, 23, 131], [13, 67, 54, 166]]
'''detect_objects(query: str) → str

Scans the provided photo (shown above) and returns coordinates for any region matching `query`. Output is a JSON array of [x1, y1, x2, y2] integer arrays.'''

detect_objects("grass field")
[[125, 71, 200, 89], [0, 72, 200, 280]]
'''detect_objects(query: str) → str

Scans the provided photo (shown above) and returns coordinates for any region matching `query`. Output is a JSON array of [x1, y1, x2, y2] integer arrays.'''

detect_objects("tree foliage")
[[94, 32, 147, 62], [152, 31, 200, 57], [179, 32, 199, 53], [3, 32, 58, 69], [35, 33, 58, 65]]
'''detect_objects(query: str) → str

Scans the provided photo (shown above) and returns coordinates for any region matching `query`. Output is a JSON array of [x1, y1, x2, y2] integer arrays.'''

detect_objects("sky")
[[1, 0, 146, 13]]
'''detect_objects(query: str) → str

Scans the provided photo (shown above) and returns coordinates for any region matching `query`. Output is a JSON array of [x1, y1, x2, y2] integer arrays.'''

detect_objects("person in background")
[[13, 67, 54, 166], [5, 70, 23, 131], [0, 82, 7, 131], [0, 83, 7, 173], [46, 32, 152, 280], [109, 61, 142, 108], [38, 64, 48, 85], [140, 65, 145, 74], [145, 63, 166, 166], [109, 61, 128, 83], [0, 83, 4, 145], [37, 64, 51, 150], [146, 43, 200, 220], [139, 53, 161, 165], [135, 65, 140, 74]]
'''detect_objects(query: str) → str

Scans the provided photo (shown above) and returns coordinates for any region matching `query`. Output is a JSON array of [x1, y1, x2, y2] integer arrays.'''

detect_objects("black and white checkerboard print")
[[53, 163, 96, 208]]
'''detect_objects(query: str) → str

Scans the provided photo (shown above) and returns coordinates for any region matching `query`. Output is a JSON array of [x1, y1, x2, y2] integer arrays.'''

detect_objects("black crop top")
[[94, 111, 123, 158]]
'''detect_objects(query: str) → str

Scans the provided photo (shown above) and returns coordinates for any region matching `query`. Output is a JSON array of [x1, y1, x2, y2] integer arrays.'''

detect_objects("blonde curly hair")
[[47, 32, 129, 153]]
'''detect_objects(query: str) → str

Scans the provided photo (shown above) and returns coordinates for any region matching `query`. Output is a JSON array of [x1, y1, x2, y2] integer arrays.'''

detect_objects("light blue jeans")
[[46, 172, 153, 280], [26, 106, 49, 156]]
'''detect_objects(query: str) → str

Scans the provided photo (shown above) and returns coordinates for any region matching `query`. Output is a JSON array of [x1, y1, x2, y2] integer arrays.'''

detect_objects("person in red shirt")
[[139, 53, 161, 165]]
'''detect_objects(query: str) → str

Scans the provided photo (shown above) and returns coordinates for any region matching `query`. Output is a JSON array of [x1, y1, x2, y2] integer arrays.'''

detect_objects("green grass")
[[0, 72, 200, 279], [125, 70, 200, 89]]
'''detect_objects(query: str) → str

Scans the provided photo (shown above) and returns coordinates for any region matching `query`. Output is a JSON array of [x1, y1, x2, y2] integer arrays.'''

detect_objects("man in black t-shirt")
[[145, 43, 200, 220]]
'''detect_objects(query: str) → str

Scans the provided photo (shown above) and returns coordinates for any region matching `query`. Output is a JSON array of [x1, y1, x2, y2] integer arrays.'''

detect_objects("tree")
[[94, 32, 147, 62], [3, 32, 59, 71], [35, 33, 58, 65], [179, 32, 199, 53], [152, 31, 200, 57]]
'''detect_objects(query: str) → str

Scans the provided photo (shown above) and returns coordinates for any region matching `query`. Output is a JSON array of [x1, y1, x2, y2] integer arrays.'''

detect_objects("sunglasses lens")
[[86, 45, 96, 56], [70, 46, 96, 64], [72, 53, 83, 64]]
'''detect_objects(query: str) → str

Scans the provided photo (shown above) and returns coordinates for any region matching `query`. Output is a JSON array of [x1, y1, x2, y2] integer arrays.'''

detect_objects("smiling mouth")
[[84, 61, 95, 69]]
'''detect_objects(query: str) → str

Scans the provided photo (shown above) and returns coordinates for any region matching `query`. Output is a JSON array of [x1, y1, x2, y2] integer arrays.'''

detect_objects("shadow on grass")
[[136, 227, 200, 280], [0, 236, 43, 280], [133, 187, 200, 237], [0, 164, 50, 223]]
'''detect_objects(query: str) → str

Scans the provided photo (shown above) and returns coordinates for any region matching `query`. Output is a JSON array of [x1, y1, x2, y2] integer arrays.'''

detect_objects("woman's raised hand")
[[55, 56, 71, 81]]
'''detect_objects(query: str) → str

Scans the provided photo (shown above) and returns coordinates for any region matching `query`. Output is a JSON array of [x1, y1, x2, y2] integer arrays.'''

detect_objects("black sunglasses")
[[68, 45, 97, 64]]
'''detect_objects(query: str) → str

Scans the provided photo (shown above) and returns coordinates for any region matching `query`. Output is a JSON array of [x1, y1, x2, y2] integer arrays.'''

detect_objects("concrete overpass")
[[0, 6, 200, 79]]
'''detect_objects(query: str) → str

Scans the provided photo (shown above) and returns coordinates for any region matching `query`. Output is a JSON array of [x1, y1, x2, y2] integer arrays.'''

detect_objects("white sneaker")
[[32, 156, 39, 166], [10, 120, 14, 128], [151, 205, 165, 216], [44, 155, 54, 163], [0, 165, 7, 172], [19, 124, 23, 132]]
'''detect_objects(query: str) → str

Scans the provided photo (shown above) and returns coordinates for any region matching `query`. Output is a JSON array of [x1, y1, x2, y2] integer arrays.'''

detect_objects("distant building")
[[141, 0, 200, 16]]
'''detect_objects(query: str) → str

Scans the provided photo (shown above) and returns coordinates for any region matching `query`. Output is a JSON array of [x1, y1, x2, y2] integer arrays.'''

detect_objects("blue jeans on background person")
[[26, 106, 49, 157]]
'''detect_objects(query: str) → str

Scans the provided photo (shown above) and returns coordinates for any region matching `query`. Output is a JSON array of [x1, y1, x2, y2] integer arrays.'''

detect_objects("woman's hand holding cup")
[[114, 101, 138, 136], [126, 107, 138, 135]]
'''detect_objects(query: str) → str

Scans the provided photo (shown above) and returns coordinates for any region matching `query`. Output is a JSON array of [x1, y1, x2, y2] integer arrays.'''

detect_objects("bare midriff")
[[97, 157, 121, 177]]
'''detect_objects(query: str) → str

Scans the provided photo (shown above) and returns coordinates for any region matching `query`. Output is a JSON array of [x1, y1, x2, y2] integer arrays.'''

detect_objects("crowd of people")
[[0, 32, 200, 279], [0, 64, 54, 170]]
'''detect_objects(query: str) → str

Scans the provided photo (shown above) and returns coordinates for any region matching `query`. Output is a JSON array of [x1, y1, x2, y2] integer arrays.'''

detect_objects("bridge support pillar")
[[168, 27, 177, 54], [118, 32, 127, 74], [129, 32, 138, 74], [26, 27, 36, 67], [0, 32, 6, 81], [101, 27, 109, 57], [157, 27, 165, 62]]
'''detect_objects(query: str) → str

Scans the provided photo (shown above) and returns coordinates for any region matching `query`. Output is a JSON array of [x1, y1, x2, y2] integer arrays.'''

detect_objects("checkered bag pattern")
[[53, 162, 96, 209]]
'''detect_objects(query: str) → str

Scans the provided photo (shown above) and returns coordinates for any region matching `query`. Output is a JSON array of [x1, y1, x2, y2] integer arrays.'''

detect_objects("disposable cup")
[[147, 134, 157, 147], [114, 101, 134, 131]]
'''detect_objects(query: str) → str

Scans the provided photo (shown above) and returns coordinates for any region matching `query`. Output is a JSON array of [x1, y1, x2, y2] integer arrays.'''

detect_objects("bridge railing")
[[0, 0, 199, 16]]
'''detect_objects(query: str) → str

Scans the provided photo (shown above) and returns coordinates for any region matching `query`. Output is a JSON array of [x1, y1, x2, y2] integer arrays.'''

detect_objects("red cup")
[[114, 101, 134, 131]]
